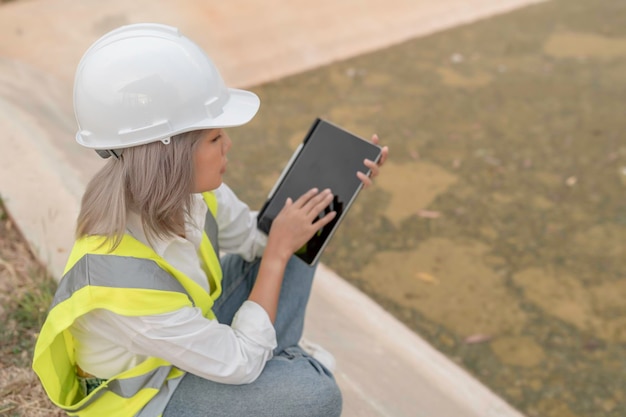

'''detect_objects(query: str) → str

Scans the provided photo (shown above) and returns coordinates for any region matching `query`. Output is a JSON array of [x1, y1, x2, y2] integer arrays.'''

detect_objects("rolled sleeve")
[[231, 301, 277, 349], [89, 303, 277, 385]]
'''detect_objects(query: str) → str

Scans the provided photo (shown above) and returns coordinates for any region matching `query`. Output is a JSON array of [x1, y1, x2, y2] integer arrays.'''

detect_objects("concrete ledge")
[[0, 0, 548, 89]]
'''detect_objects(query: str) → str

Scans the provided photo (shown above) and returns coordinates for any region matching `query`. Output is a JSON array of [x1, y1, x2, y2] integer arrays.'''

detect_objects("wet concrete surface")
[[224, 0, 626, 416]]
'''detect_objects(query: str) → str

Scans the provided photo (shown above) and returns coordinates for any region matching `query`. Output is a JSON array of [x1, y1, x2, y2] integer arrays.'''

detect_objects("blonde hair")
[[76, 130, 206, 249]]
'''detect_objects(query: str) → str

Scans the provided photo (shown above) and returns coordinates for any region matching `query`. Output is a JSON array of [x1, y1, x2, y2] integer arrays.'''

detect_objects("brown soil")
[[0, 201, 62, 416]]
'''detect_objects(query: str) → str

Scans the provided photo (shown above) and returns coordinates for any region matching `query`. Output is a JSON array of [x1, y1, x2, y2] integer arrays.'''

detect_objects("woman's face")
[[193, 129, 232, 193]]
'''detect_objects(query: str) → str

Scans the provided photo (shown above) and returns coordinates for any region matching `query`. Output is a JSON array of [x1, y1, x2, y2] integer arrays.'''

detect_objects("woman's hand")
[[266, 188, 336, 261], [252, 189, 334, 322], [357, 133, 389, 188]]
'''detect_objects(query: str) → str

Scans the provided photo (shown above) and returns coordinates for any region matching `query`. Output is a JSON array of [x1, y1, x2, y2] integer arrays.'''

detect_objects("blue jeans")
[[162, 255, 343, 417]]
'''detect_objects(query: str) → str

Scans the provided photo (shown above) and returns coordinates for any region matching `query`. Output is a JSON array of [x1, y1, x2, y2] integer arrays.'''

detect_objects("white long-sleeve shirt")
[[70, 184, 275, 384]]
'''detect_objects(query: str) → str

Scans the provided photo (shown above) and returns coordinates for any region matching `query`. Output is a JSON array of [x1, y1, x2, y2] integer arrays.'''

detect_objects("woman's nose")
[[223, 134, 232, 154]]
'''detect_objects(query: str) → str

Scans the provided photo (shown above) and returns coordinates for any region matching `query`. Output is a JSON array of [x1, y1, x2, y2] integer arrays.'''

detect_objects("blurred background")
[[233, 2, 626, 415], [1, 0, 625, 416]]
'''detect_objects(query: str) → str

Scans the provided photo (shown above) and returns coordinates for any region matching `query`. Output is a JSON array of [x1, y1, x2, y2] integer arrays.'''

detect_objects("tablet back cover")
[[257, 118, 381, 264]]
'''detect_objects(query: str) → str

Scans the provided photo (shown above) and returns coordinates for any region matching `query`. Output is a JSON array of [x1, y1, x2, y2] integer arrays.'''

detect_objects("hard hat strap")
[[95, 149, 124, 160]]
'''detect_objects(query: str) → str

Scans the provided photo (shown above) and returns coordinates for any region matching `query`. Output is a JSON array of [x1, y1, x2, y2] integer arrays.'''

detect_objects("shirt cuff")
[[231, 301, 277, 350]]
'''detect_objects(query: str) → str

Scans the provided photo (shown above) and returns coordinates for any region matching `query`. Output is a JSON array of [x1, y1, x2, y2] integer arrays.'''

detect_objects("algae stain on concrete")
[[535, 399, 581, 417], [572, 224, 626, 259], [362, 238, 527, 336], [375, 161, 457, 225], [589, 281, 626, 343], [362, 72, 392, 87], [436, 67, 492, 89], [513, 267, 626, 343], [491, 336, 545, 367], [514, 268, 595, 332], [544, 32, 626, 59]]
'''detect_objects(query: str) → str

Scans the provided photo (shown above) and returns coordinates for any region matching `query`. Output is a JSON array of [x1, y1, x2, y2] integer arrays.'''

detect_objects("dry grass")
[[0, 200, 64, 417], [0, 367, 64, 417]]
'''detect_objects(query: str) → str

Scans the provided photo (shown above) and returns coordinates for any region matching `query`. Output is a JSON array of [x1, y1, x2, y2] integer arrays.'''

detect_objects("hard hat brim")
[[188, 88, 260, 131], [77, 88, 260, 150]]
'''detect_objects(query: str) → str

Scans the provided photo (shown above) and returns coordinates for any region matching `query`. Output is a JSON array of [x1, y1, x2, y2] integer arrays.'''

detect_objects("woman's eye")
[[212, 135, 222, 143]]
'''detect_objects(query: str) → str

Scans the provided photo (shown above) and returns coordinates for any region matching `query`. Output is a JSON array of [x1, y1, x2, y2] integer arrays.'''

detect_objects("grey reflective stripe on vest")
[[51, 254, 193, 309], [52, 255, 191, 414], [69, 365, 184, 414], [134, 371, 184, 417], [204, 209, 220, 255]]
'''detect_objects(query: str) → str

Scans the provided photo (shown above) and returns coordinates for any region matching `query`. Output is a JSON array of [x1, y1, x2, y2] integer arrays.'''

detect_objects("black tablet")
[[257, 118, 382, 265]]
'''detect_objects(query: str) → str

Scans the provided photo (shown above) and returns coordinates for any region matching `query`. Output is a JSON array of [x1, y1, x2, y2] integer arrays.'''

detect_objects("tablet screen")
[[257, 119, 381, 264]]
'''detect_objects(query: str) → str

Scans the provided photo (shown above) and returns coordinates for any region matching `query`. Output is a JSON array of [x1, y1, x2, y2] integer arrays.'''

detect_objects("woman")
[[33, 23, 387, 417]]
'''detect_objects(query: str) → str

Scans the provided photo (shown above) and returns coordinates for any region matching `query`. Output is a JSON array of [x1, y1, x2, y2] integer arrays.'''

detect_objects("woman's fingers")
[[356, 134, 389, 188], [303, 189, 333, 216], [311, 190, 334, 217], [370, 134, 389, 166], [312, 209, 337, 229], [379, 145, 389, 166], [365, 159, 379, 177], [292, 188, 319, 208], [292, 188, 332, 213], [288, 188, 334, 220], [357, 159, 380, 188], [357, 171, 373, 188]]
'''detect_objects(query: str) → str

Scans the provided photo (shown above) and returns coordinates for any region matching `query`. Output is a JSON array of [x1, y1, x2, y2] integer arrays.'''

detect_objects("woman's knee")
[[316, 378, 342, 417], [270, 355, 343, 416], [286, 376, 342, 417], [299, 361, 342, 417]]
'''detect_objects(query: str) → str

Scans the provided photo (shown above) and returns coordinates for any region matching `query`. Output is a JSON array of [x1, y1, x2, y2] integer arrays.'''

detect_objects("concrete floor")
[[0, 0, 551, 415]]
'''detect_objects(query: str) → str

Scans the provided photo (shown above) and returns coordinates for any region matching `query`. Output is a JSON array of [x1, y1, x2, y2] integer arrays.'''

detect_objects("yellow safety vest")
[[32, 193, 222, 416]]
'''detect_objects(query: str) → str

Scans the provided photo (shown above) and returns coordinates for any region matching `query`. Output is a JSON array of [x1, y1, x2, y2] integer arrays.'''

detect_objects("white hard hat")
[[73, 23, 259, 154]]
